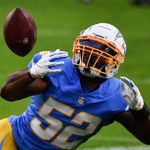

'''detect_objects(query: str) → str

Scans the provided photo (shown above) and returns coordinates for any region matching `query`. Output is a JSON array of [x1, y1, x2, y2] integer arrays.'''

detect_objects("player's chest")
[[45, 90, 116, 127], [46, 79, 118, 125]]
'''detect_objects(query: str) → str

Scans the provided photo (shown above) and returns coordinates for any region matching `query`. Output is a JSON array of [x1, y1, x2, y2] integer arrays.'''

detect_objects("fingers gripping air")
[[120, 76, 144, 111], [29, 49, 68, 78]]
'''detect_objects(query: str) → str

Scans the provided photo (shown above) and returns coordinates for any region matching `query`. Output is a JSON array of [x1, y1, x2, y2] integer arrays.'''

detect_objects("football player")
[[0, 23, 150, 150]]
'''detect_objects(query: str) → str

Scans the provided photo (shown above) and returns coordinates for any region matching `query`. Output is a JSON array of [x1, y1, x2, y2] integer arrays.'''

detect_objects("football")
[[3, 8, 37, 57]]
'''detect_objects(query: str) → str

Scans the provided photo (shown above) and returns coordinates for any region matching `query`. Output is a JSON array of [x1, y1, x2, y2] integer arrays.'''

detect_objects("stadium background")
[[0, 0, 150, 149]]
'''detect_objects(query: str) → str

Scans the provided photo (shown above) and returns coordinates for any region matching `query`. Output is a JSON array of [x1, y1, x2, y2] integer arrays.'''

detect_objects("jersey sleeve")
[[43, 57, 75, 96], [27, 50, 73, 94], [27, 52, 42, 68], [108, 78, 129, 113]]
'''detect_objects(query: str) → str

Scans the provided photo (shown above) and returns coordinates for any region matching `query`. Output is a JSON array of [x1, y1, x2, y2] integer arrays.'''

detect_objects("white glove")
[[29, 49, 68, 78], [120, 76, 144, 111]]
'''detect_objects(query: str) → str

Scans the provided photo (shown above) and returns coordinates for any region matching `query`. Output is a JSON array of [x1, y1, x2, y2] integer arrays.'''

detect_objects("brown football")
[[3, 8, 37, 57]]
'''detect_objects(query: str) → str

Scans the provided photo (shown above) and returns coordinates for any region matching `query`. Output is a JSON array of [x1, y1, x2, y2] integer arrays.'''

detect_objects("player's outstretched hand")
[[120, 76, 144, 111], [29, 49, 68, 78]]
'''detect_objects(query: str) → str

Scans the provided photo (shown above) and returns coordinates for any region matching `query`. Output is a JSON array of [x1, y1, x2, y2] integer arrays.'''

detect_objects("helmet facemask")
[[72, 35, 124, 78]]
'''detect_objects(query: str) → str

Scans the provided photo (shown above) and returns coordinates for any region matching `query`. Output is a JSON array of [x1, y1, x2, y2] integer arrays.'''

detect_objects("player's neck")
[[78, 71, 105, 92]]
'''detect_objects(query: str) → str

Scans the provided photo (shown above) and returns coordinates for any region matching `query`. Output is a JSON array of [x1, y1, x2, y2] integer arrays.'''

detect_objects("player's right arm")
[[0, 50, 68, 101], [0, 68, 48, 101]]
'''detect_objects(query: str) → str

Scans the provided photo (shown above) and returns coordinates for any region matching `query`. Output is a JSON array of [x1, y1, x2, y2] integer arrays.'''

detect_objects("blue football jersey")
[[9, 51, 128, 150]]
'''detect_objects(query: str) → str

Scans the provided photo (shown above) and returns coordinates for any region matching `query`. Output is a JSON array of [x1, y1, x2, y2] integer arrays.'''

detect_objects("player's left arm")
[[114, 77, 150, 145], [0, 68, 49, 101]]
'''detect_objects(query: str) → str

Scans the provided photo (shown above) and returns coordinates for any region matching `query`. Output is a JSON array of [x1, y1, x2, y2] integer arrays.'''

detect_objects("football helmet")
[[72, 23, 127, 78]]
